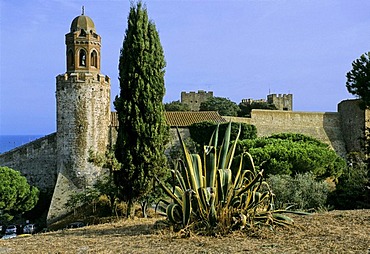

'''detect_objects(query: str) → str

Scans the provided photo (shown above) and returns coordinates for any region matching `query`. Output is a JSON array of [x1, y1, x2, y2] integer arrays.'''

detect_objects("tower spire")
[[82, 6, 85, 15]]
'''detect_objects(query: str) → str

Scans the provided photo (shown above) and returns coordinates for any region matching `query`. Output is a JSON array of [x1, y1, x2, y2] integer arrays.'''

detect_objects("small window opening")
[[79, 29, 86, 37], [67, 50, 74, 68], [79, 49, 86, 67], [91, 50, 97, 68]]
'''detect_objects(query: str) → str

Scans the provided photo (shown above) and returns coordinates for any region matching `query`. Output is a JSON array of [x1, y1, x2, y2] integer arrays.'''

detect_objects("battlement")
[[268, 93, 292, 98], [241, 98, 267, 104], [181, 90, 214, 111], [56, 72, 110, 84], [267, 93, 293, 111]]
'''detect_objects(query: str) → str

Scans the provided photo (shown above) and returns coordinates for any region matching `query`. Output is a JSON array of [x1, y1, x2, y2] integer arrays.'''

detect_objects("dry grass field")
[[1, 209, 369, 254]]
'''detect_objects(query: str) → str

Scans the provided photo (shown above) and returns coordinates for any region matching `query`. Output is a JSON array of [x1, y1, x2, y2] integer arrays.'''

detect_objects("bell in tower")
[[65, 9, 101, 74]]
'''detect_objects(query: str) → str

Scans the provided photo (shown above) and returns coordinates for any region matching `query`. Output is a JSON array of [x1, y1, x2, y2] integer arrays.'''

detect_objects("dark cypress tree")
[[114, 2, 169, 218]]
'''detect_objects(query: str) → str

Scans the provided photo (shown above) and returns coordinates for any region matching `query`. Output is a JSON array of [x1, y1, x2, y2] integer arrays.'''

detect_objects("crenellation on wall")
[[181, 90, 213, 111], [56, 72, 109, 86]]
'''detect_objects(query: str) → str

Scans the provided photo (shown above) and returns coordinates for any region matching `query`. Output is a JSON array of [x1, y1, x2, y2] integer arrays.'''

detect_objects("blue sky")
[[1, 0, 369, 135]]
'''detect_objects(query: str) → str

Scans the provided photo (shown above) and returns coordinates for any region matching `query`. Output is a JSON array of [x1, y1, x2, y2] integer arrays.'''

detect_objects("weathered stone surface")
[[0, 133, 57, 193]]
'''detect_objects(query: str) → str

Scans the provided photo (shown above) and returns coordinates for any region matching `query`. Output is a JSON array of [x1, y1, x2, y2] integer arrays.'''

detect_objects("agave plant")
[[157, 122, 300, 233]]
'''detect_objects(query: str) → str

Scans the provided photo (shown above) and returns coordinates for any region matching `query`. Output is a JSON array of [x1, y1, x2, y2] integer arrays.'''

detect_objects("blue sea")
[[0, 135, 43, 154]]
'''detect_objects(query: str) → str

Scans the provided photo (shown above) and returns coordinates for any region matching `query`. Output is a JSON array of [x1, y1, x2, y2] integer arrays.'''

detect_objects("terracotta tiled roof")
[[165, 111, 226, 127], [110, 111, 226, 127]]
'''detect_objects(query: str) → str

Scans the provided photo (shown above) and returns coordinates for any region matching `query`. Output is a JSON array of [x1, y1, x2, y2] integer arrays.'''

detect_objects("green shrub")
[[236, 133, 346, 179], [267, 173, 329, 211], [328, 162, 370, 209]]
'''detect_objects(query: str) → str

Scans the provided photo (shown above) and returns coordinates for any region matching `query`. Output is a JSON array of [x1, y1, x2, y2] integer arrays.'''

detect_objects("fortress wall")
[[222, 116, 252, 124], [338, 99, 367, 153], [225, 110, 347, 157], [0, 133, 58, 193]]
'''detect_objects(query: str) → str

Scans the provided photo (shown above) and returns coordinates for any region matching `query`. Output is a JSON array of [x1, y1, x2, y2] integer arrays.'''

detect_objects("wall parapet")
[[222, 110, 346, 157], [56, 73, 110, 85]]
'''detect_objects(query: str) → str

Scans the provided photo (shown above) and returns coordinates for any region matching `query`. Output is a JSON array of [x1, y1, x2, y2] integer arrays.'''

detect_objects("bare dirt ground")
[[1, 209, 369, 254]]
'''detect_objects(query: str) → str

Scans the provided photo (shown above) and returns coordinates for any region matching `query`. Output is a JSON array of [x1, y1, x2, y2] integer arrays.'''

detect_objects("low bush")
[[266, 173, 330, 211], [236, 133, 346, 179], [328, 162, 370, 209]]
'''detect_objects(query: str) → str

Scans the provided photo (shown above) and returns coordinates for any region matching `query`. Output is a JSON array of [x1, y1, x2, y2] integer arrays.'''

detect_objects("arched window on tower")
[[67, 49, 74, 69], [91, 50, 97, 68], [79, 29, 86, 37], [79, 49, 86, 67]]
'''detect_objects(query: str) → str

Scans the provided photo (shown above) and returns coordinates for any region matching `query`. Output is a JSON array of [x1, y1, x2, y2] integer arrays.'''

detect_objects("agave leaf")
[[243, 152, 258, 174], [236, 170, 264, 197], [173, 163, 187, 191], [208, 188, 217, 226], [225, 123, 241, 170], [182, 189, 193, 226], [198, 187, 209, 212], [204, 145, 217, 189], [208, 124, 219, 148], [216, 169, 224, 205], [221, 168, 233, 206], [166, 203, 182, 224], [155, 199, 170, 216], [178, 159, 192, 190], [273, 209, 311, 216], [232, 152, 244, 190], [272, 213, 294, 224], [156, 177, 183, 206], [174, 186, 184, 199], [191, 154, 203, 189], [176, 128, 196, 186], [219, 122, 232, 169]]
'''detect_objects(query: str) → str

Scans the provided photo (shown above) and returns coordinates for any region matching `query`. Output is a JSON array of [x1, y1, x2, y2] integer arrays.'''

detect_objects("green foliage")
[[238, 101, 277, 117], [346, 52, 370, 109], [0, 166, 39, 222], [157, 123, 302, 235], [266, 173, 330, 210], [189, 121, 257, 147], [199, 97, 240, 116], [94, 174, 120, 214], [114, 2, 169, 217], [65, 187, 100, 215], [236, 133, 346, 179], [329, 153, 370, 209], [164, 100, 190, 111], [64, 166, 123, 217]]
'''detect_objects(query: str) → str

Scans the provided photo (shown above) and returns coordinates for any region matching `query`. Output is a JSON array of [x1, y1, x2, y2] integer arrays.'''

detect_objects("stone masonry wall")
[[0, 133, 58, 193], [47, 72, 111, 225], [181, 90, 213, 111], [224, 109, 347, 157], [338, 99, 366, 153]]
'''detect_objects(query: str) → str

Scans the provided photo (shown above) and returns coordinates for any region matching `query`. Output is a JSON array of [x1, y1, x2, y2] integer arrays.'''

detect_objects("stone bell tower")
[[47, 11, 111, 224]]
